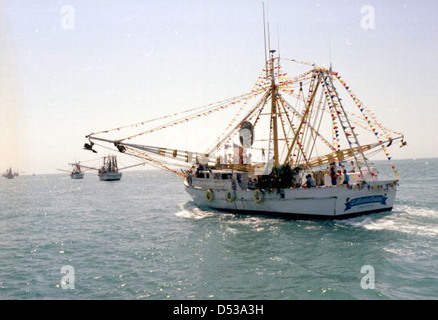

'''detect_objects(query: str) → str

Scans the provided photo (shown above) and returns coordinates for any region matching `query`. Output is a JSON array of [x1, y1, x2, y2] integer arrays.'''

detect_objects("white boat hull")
[[71, 173, 84, 179], [98, 172, 122, 181], [185, 180, 397, 219]]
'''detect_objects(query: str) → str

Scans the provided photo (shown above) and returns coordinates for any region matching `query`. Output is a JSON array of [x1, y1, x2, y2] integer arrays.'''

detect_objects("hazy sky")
[[1, 0, 437, 174]]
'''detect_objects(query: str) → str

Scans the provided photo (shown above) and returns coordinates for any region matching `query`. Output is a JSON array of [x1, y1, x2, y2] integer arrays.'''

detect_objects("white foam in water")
[[339, 205, 438, 237], [175, 202, 216, 220], [399, 205, 438, 218], [227, 216, 265, 226]]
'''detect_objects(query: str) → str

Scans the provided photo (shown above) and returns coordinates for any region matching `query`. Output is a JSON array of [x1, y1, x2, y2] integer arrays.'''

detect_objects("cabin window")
[[221, 173, 232, 180]]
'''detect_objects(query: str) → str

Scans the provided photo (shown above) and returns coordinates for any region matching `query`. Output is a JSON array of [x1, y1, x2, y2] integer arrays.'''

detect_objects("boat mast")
[[263, 2, 280, 168], [269, 50, 280, 167], [262, 3, 268, 79]]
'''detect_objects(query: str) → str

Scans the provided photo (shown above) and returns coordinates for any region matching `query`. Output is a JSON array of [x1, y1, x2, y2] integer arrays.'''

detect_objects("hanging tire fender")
[[205, 189, 214, 202], [225, 191, 235, 203], [254, 189, 264, 203]]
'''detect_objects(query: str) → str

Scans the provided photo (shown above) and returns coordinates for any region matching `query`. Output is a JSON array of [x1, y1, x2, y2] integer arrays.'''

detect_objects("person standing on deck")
[[343, 169, 350, 185], [329, 162, 338, 186]]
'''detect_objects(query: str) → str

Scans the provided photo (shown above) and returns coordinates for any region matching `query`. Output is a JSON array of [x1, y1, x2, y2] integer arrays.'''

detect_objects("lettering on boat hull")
[[345, 195, 387, 211]]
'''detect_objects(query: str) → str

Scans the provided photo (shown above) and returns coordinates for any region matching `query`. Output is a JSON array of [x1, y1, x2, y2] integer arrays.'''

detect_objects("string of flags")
[[278, 91, 337, 153], [331, 71, 400, 180], [205, 96, 251, 153], [341, 182, 397, 191], [87, 90, 262, 138], [320, 78, 342, 152], [289, 72, 319, 164], [89, 91, 263, 143], [281, 58, 318, 68]]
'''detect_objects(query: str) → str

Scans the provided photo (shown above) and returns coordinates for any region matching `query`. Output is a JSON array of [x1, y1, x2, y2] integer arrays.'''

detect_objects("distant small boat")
[[99, 171, 122, 181], [70, 163, 84, 179], [71, 172, 84, 179], [98, 156, 122, 181], [72, 155, 144, 181], [58, 162, 85, 179], [2, 167, 14, 179]]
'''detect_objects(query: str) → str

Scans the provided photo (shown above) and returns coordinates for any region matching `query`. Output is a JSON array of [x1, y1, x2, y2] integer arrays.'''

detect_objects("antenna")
[[277, 24, 281, 60], [266, 11, 271, 53], [262, 2, 268, 68], [328, 30, 333, 70], [262, 2, 273, 78]]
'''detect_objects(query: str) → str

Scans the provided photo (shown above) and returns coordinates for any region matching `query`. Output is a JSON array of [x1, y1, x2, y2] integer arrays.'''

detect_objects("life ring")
[[225, 191, 235, 203], [205, 189, 214, 202], [254, 189, 264, 203]]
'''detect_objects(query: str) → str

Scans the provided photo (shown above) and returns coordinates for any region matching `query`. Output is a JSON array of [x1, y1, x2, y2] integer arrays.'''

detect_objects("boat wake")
[[337, 204, 438, 237], [50, 186, 82, 195], [175, 201, 217, 220]]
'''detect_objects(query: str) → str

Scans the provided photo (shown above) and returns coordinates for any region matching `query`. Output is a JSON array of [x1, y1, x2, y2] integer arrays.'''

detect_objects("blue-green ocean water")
[[0, 159, 437, 300]]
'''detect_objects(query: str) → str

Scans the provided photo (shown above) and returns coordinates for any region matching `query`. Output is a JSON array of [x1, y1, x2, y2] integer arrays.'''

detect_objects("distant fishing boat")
[[97, 155, 122, 181], [70, 162, 84, 179], [58, 162, 85, 179], [72, 155, 144, 181], [84, 17, 406, 219], [2, 167, 14, 179]]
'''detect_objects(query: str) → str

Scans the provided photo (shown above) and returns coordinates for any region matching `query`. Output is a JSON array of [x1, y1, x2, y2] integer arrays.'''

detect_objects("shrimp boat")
[[2, 167, 15, 179], [73, 155, 145, 181], [70, 162, 84, 179], [97, 155, 122, 181], [58, 162, 84, 179], [84, 38, 405, 219]]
